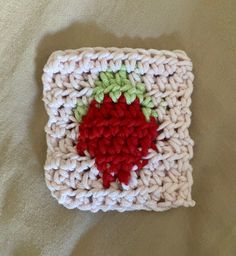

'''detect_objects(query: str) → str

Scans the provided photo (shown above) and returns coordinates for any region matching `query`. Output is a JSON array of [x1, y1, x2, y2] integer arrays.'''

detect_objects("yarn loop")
[[77, 94, 159, 188]]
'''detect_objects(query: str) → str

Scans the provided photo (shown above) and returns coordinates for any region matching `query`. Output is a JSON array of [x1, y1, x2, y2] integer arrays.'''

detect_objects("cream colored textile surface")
[[0, 1, 236, 255]]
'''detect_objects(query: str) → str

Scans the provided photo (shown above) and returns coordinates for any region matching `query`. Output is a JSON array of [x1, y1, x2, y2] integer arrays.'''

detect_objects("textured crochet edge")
[[42, 47, 195, 212]]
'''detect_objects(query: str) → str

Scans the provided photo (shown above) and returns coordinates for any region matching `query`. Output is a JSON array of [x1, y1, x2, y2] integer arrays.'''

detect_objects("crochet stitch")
[[76, 94, 158, 188], [74, 69, 158, 122], [42, 47, 195, 212]]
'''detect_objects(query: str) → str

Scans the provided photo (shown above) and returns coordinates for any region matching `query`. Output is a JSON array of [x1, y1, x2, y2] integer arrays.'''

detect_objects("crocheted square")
[[42, 47, 195, 212]]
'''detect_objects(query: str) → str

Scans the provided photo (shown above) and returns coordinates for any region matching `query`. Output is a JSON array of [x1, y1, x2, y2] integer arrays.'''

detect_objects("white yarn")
[[42, 47, 195, 212]]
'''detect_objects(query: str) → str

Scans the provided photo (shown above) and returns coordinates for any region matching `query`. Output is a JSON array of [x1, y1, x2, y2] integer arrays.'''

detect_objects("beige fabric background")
[[0, 0, 236, 255]]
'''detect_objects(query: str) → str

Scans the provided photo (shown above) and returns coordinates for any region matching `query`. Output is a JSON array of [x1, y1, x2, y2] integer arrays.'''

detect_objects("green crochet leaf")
[[90, 68, 159, 121], [74, 101, 88, 122]]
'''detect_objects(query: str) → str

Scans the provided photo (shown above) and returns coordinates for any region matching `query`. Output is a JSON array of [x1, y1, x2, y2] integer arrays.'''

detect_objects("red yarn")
[[76, 95, 158, 188]]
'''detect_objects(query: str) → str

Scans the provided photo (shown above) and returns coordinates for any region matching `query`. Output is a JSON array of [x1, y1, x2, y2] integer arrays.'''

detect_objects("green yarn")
[[74, 65, 159, 122], [136, 83, 145, 92], [120, 64, 127, 72], [74, 68, 158, 122], [142, 107, 152, 120], [95, 93, 104, 103], [151, 110, 158, 118], [74, 100, 88, 122], [92, 70, 158, 121]]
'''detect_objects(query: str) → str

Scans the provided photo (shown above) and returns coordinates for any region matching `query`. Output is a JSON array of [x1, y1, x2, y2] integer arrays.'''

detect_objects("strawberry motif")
[[74, 69, 159, 188]]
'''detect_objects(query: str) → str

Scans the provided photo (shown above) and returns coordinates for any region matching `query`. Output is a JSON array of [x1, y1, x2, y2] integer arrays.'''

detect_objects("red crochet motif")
[[76, 95, 158, 188]]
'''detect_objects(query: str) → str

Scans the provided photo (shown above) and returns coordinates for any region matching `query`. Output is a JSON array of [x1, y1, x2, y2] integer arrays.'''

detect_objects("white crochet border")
[[42, 47, 195, 212]]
